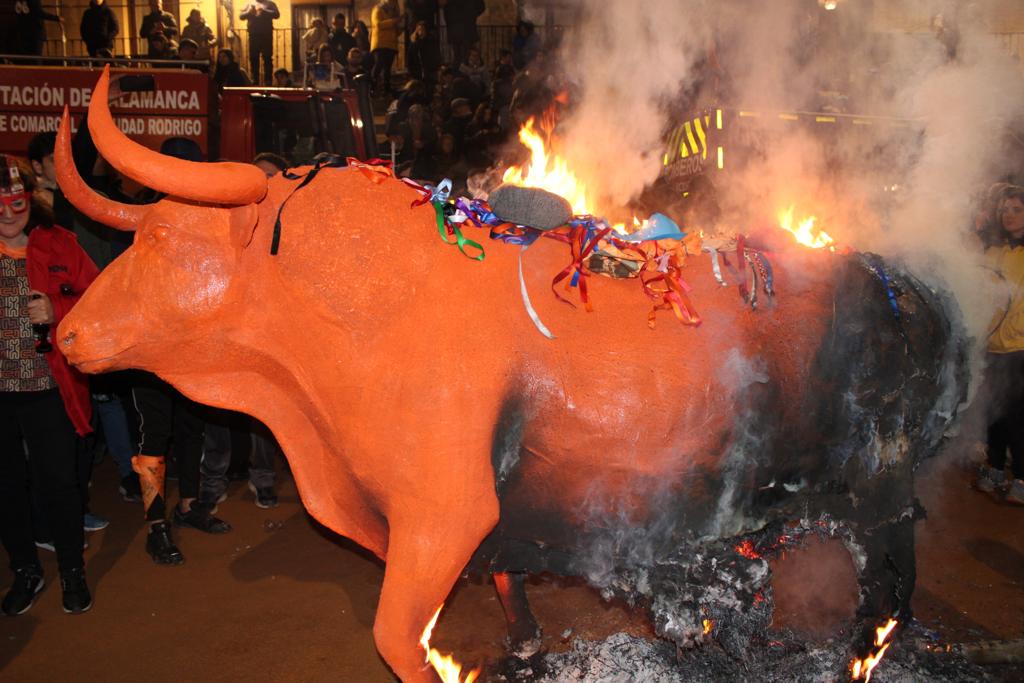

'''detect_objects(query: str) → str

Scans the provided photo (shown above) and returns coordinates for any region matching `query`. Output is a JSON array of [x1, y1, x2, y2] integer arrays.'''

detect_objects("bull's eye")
[[147, 227, 171, 244]]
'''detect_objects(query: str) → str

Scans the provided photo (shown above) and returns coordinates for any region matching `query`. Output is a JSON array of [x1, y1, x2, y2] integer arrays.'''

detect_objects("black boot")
[[146, 521, 184, 565]]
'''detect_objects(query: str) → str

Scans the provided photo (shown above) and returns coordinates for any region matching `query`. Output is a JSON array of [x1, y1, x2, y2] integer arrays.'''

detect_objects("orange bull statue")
[[56, 68, 965, 681]]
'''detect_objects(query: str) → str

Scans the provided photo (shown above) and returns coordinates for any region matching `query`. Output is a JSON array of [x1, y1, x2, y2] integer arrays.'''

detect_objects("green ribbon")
[[433, 201, 485, 261]]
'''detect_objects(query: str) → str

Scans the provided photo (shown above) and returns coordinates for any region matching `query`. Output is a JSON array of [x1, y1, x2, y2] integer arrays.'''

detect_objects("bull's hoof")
[[509, 635, 543, 659]]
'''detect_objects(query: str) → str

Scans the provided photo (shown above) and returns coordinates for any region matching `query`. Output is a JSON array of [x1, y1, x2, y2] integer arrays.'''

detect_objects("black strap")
[[270, 154, 347, 255]]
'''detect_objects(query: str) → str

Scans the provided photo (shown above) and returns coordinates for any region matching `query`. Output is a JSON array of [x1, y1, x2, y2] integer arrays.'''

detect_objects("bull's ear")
[[229, 204, 260, 248]]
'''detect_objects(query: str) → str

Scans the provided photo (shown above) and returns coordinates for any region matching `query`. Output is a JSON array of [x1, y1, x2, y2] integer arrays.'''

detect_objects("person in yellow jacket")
[[370, 0, 401, 95], [977, 185, 1024, 504]]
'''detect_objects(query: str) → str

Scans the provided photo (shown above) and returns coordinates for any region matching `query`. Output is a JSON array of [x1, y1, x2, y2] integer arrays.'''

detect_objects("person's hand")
[[27, 291, 54, 325]]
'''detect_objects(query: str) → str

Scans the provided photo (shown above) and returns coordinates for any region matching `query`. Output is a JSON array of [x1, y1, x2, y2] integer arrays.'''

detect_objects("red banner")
[[0, 65, 211, 157]]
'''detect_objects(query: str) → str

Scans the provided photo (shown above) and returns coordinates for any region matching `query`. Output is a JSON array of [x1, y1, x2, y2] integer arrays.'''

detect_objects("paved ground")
[[0, 447, 1021, 682]]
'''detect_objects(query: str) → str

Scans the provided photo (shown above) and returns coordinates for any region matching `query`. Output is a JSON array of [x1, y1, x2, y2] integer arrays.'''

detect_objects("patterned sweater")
[[0, 245, 56, 392]]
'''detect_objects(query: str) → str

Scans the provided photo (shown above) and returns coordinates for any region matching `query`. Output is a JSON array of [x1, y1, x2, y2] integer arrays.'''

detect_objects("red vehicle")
[[218, 83, 378, 163], [0, 55, 377, 164]]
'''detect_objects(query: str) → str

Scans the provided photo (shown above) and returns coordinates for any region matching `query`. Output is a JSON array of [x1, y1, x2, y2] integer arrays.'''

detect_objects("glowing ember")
[[851, 618, 898, 682], [419, 606, 479, 683], [734, 539, 761, 560], [777, 205, 835, 249]]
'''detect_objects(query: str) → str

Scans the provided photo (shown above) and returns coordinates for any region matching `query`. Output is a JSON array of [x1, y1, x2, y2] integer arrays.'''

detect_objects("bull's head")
[[56, 66, 268, 375]]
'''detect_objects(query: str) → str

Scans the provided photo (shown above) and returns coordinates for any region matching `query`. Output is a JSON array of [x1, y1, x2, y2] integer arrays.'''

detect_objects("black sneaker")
[[119, 473, 142, 503], [60, 568, 92, 614], [2, 566, 45, 616], [173, 503, 232, 534], [146, 521, 184, 565], [248, 481, 279, 509]]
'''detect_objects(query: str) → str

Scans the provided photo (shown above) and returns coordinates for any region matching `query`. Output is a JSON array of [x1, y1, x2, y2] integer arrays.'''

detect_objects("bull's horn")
[[55, 106, 146, 231], [88, 66, 267, 205]]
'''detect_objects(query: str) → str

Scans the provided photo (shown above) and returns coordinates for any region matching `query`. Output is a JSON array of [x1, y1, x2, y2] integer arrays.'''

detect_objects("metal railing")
[[35, 22, 568, 75], [1, 53, 208, 70], [41, 24, 1016, 80]]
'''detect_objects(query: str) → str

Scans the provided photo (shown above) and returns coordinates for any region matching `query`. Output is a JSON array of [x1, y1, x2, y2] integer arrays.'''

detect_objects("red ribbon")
[[550, 226, 611, 311], [638, 248, 701, 327], [347, 157, 394, 184]]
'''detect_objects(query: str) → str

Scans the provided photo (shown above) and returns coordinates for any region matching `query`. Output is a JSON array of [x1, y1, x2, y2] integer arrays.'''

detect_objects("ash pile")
[[490, 625, 990, 682], [488, 516, 994, 682]]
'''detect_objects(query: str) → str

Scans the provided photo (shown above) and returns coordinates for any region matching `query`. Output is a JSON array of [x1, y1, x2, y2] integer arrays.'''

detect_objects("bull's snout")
[[55, 319, 116, 373]]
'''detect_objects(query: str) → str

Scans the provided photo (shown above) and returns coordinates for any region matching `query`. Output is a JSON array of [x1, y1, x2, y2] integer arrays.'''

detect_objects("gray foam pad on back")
[[488, 184, 574, 231]]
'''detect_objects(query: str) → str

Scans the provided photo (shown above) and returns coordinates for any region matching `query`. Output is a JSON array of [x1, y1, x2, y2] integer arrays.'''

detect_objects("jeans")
[[0, 389, 85, 574], [200, 413, 278, 503], [95, 394, 135, 478]]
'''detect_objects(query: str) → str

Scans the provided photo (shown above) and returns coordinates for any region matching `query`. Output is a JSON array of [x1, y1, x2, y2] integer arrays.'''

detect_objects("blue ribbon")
[[424, 178, 452, 204], [618, 213, 687, 243], [754, 252, 775, 296], [865, 255, 900, 319]]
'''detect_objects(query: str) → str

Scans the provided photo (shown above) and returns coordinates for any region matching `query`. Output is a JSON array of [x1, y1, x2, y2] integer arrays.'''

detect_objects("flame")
[[851, 618, 898, 682], [702, 618, 714, 635], [502, 117, 591, 216], [419, 606, 480, 683], [777, 205, 835, 249], [501, 108, 649, 237]]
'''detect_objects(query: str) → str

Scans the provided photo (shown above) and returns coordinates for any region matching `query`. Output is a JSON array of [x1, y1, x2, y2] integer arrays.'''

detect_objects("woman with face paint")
[[0, 157, 99, 616]]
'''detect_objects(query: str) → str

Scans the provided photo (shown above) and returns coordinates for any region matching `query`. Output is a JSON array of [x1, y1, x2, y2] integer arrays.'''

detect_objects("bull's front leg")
[[372, 477, 500, 682]]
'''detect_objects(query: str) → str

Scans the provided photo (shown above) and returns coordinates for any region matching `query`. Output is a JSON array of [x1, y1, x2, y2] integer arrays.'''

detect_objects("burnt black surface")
[[472, 251, 967, 661]]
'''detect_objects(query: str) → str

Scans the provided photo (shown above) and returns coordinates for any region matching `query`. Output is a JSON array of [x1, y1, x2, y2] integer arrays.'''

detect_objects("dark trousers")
[[131, 375, 205, 501], [371, 48, 397, 93], [0, 389, 84, 574], [200, 414, 278, 503], [31, 437, 91, 542], [985, 351, 1024, 480], [249, 32, 274, 85]]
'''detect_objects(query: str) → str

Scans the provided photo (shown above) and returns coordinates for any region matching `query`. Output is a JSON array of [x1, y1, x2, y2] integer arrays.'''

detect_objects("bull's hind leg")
[[373, 493, 500, 682], [853, 517, 916, 622], [494, 572, 542, 657]]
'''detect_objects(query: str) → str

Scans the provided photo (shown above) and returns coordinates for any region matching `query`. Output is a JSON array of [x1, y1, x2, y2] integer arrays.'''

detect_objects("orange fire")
[[419, 605, 479, 683], [502, 116, 591, 216], [500, 118, 643, 236], [702, 618, 714, 635], [777, 205, 835, 249], [851, 618, 898, 682]]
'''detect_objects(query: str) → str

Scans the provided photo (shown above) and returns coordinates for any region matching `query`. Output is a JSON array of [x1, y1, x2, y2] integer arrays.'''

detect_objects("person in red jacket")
[[0, 156, 98, 616]]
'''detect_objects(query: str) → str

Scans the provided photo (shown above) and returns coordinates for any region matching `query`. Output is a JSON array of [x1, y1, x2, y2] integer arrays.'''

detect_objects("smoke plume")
[[538, 0, 1024, 344]]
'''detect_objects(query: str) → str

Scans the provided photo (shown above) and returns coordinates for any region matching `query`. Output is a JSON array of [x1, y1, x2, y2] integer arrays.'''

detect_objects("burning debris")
[[851, 618, 898, 682], [420, 606, 480, 683], [488, 625, 992, 683]]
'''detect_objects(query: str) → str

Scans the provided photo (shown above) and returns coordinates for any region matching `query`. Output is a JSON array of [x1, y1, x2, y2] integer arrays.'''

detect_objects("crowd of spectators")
[[375, 17, 554, 188], [1, 90, 289, 614]]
